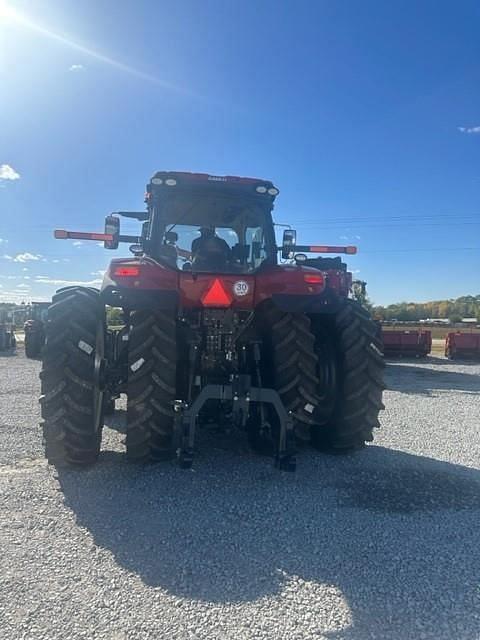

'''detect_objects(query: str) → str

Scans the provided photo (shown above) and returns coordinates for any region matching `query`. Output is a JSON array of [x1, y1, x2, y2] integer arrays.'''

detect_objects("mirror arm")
[[113, 211, 149, 221], [119, 235, 142, 244]]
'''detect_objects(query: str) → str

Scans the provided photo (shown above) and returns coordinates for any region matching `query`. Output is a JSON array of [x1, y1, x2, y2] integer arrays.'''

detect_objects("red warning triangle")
[[201, 278, 232, 307]]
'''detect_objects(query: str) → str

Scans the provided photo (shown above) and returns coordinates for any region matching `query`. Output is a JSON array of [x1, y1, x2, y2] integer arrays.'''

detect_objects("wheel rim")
[[93, 316, 105, 434], [315, 326, 338, 422]]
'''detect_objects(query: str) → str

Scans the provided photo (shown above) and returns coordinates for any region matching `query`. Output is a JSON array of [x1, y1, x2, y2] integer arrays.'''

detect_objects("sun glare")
[[0, 0, 16, 20], [0, 0, 190, 94]]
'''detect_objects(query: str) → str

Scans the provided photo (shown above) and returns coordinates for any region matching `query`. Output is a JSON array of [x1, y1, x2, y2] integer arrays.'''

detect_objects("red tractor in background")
[[40, 172, 384, 471]]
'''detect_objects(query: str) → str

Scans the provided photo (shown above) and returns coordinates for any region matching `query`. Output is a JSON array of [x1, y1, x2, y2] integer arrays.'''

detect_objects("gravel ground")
[[0, 348, 479, 640]]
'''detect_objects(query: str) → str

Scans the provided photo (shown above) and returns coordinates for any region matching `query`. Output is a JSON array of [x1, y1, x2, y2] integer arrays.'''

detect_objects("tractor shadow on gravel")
[[56, 438, 480, 639], [385, 362, 480, 396]]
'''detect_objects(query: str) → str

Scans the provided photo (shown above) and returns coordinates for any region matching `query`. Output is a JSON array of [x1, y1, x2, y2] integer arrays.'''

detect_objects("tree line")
[[369, 295, 480, 323]]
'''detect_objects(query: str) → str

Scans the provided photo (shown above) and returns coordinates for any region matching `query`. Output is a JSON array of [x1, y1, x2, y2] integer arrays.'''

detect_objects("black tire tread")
[[311, 299, 385, 451], [259, 301, 322, 439], [40, 288, 104, 466], [126, 310, 177, 463]]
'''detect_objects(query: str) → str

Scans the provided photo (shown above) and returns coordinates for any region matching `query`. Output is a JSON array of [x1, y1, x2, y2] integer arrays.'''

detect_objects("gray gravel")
[[0, 348, 479, 640]]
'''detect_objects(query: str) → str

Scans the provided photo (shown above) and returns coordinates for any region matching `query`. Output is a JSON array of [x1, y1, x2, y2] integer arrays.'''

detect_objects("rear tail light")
[[114, 266, 140, 277], [304, 273, 324, 284]]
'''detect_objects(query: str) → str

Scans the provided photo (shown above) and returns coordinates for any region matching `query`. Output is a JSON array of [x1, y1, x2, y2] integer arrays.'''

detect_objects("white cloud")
[[91, 270, 105, 277], [0, 290, 36, 303], [0, 238, 7, 244], [458, 126, 480, 134], [73, 241, 83, 247], [340, 234, 361, 241], [16, 283, 30, 289], [34, 276, 102, 287], [22, 267, 28, 271], [4, 252, 43, 263], [0, 164, 20, 180], [69, 64, 85, 72]]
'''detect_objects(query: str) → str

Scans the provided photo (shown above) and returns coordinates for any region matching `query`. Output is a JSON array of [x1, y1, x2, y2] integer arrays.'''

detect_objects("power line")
[[2, 213, 480, 234], [360, 247, 479, 253]]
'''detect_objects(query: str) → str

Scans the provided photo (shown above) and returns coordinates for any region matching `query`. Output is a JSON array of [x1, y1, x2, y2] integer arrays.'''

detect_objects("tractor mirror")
[[104, 215, 120, 249], [282, 229, 297, 259]]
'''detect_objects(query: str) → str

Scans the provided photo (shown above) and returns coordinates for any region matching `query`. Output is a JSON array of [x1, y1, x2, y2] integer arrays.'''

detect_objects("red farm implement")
[[381, 329, 432, 358], [445, 332, 480, 360]]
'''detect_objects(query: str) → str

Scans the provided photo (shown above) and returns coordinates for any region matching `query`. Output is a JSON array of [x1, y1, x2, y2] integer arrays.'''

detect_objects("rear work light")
[[114, 266, 140, 277], [303, 273, 324, 284]]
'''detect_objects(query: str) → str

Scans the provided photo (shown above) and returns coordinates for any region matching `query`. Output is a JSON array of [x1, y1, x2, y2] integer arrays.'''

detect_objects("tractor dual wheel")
[[252, 301, 324, 451], [310, 299, 385, 452], [40, 287, 106, 466], [125, 310, 177, 463], [25, 331, 44, 358], [255, 298, 384, 455]]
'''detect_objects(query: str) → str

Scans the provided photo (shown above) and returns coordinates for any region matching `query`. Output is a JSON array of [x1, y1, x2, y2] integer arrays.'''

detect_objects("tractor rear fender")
[[270, 290, 342, 314], [101, 286, 179, 311], [101, 258, 179, 311]]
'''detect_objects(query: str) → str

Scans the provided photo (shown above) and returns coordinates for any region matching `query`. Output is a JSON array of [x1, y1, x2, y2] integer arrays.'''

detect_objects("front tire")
[[40, 288, 105, 466]]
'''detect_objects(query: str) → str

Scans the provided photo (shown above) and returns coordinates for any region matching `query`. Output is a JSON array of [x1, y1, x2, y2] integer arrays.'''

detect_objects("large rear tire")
[[126, 310, 177, 463], [40, 288, 105, 466], [256, 301, 322, 441], [310, 299, 385, 452]]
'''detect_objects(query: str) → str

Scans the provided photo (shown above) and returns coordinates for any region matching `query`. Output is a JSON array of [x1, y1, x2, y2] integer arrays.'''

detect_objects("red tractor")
[[40, 172, 384, 471]]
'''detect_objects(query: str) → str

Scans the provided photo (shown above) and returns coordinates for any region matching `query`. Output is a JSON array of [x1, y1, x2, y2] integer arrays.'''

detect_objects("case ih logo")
[[233, 281, 249, 297], [207, 175, 227, 182]]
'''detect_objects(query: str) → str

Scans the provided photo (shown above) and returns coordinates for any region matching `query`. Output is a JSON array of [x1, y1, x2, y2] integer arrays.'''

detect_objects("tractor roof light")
[[256, 185, 267, 194], [165, 178, 177, 186], [267, 187, 279, 196], [151, 177, 163, 185]]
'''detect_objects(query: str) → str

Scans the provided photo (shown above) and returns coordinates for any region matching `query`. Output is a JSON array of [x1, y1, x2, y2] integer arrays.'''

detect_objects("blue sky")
[[0, 0, 479, 306]]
